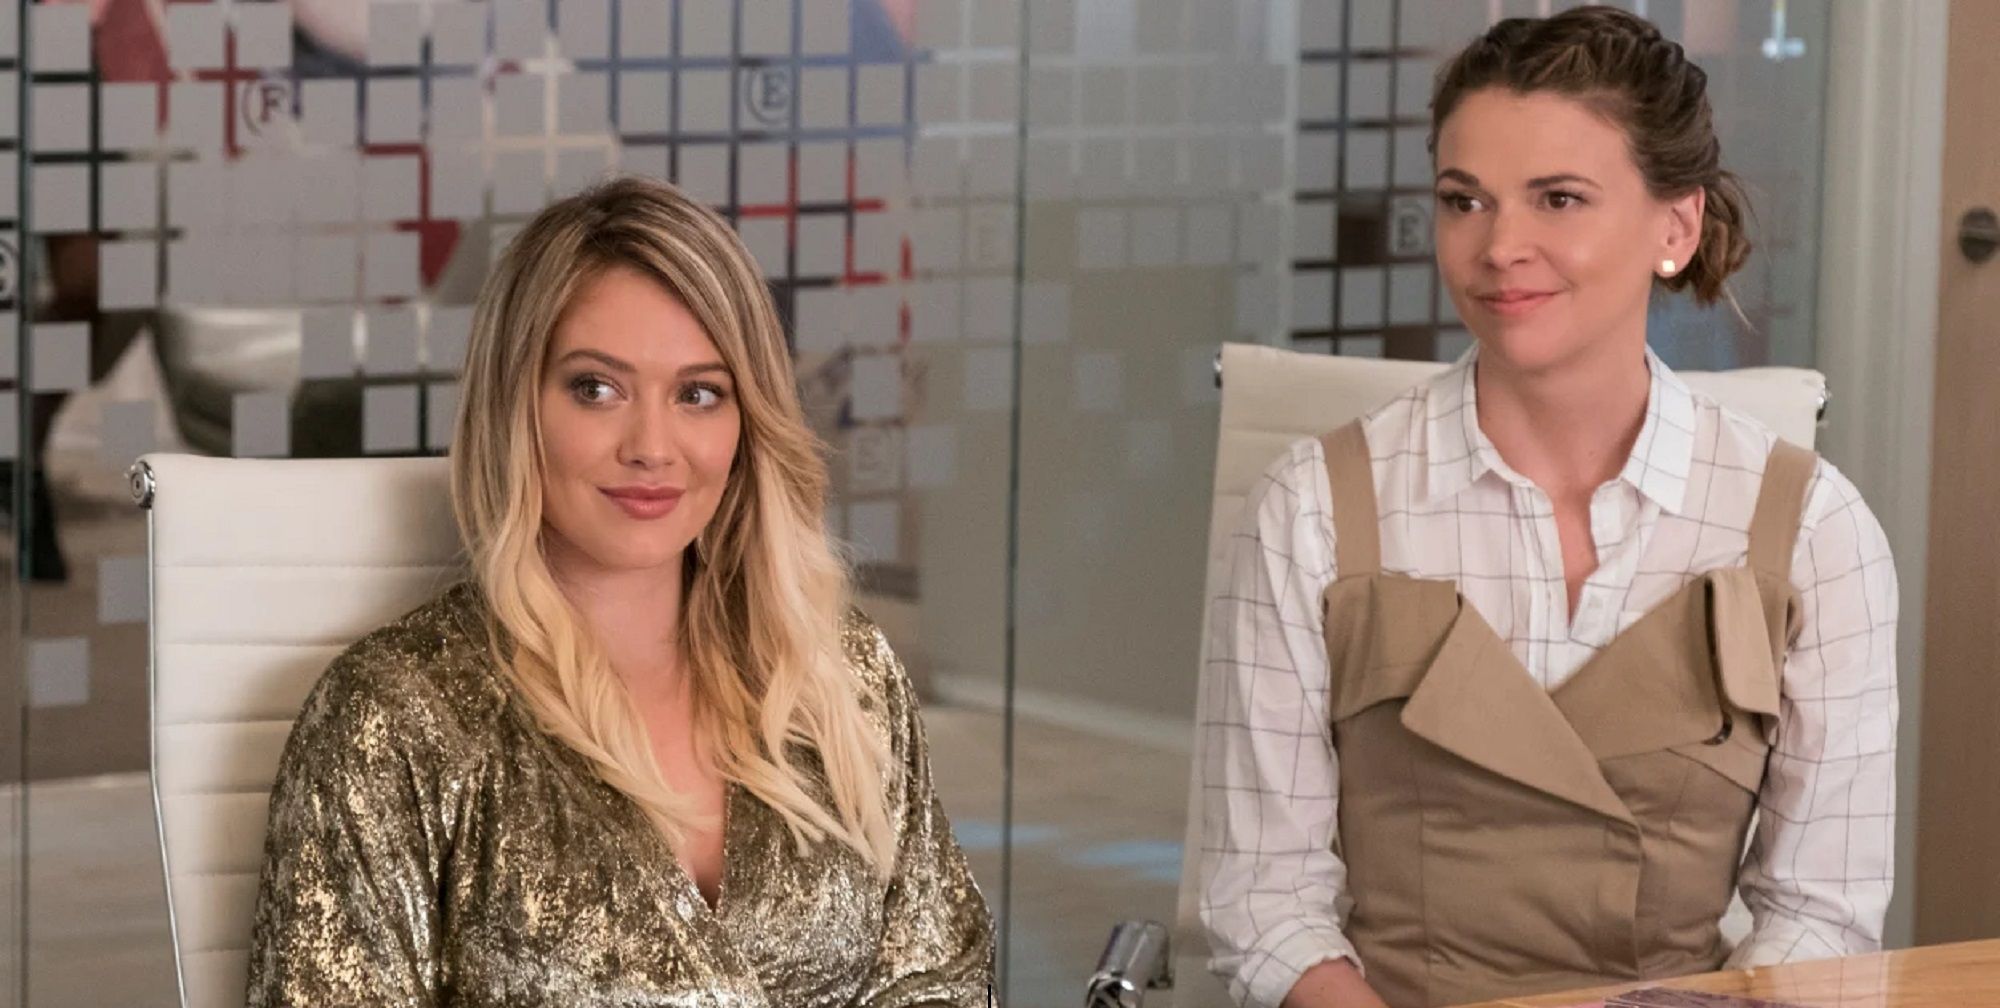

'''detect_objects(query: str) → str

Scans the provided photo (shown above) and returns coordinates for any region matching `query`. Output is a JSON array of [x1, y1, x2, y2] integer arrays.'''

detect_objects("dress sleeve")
[[246, 648, 462, 1008], [847, 620, 998, 1008]]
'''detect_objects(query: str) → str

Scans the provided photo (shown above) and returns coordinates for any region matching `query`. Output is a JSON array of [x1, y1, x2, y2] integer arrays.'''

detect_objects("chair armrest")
[[1085, 920, 1173, 1008]]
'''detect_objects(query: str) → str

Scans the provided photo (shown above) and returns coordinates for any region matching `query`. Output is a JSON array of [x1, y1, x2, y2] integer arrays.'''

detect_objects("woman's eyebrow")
[[1526, 173, 1601, 190], [551, 348, 635, 373]]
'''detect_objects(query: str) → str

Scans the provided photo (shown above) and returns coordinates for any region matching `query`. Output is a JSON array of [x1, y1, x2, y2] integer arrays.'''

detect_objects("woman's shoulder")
[[838, 606, 903, 694], [292, 581, 511, 758], [1691, 389, 1847, 486], [1262, 380, 1430, 499], [1690, 390, 1882, 548], [837, 607, 926, 731]]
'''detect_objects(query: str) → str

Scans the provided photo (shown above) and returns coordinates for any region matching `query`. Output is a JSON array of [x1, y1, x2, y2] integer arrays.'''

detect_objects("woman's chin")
[[1472, 328, 1582, 374], [556, 540, 690, 579]]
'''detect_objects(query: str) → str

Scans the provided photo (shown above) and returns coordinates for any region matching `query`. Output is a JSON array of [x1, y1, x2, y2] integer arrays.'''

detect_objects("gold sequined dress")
[[247, 583, 995, 1007]]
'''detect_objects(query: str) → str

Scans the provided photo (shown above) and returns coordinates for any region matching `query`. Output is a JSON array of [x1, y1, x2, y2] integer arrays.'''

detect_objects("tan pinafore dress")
[[1316, 422, 1815, 1008]]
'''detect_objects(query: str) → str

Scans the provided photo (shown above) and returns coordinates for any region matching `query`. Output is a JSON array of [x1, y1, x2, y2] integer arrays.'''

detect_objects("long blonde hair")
[[449, 175, 895, 871]]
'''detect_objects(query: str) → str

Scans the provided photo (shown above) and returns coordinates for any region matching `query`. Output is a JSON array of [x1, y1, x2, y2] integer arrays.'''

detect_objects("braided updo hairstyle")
[[1429, 5, 1750, 306]]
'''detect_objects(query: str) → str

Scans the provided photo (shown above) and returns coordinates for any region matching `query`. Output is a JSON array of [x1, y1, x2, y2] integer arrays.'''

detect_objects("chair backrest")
[[1168, 343, 1826, 1006], [139, 453, 462, 1008]]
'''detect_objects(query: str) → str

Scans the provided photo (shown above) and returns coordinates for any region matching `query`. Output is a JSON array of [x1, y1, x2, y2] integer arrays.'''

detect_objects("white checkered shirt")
[[1197, 349, 1898, 1008]]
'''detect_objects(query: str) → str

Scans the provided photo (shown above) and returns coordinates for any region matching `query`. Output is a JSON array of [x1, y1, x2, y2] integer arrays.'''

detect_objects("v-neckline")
[[673, 780, 740, 917], [1454, 564, 1729, 702], [1358, 564, 1774, 825]]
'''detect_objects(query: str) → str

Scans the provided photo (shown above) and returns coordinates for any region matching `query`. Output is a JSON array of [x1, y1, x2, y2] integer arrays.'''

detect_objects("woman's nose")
[[617, 400, 680, 469], [1480, 207, 1535, 270]]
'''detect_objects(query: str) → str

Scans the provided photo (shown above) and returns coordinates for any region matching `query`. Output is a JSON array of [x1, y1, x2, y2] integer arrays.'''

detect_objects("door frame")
[[1811, 0, 1949, 949]]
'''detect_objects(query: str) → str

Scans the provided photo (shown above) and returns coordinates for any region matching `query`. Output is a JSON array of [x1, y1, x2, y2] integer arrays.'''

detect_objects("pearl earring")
[[1660, 258, 1678, 277]]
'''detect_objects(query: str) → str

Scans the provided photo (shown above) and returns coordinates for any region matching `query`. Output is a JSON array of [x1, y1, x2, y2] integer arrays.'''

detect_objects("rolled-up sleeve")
[[1198, 439, 1359, 1008], [1730, 460, 1898, 967]]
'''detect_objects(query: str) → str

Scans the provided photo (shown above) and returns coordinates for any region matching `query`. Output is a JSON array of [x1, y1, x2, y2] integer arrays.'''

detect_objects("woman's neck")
[[1474, 336, 1652, 501], [547, 551, 687, 696]]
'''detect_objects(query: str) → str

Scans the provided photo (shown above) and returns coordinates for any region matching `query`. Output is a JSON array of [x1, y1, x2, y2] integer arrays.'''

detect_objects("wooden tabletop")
[[1451, 940, 2000, 1007]]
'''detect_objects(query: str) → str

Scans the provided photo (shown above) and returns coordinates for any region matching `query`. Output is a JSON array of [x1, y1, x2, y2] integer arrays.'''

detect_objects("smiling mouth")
[[1477, 291, 1558, 317], [600, 487, 685, 520]]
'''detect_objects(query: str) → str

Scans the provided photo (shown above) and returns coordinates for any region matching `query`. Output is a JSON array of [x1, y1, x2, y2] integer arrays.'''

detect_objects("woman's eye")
[[570, 376, 618, 404], [1438, 192, 1482, 214], [1544, 191, 1583, 210], [680, 383, 727, 408]]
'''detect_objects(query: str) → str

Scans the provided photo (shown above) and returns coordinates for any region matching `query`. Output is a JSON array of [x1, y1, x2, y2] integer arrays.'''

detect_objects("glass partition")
[[1000, 0, 1292, 998], [2, 6, 23, 1004], [0, 2, 1833, 1005]]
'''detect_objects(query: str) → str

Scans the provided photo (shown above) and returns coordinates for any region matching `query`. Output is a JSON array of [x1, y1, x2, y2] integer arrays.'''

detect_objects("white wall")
[[1811, 0, 1949, 949]]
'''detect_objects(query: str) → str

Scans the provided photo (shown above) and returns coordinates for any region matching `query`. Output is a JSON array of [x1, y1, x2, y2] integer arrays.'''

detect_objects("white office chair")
[[134, 454, 462, 1008], [149, 307, 306, 457], [1087, 342, 1827, 1008]]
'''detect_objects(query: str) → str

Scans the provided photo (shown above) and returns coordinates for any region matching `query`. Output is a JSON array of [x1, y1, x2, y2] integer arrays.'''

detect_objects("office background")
[[0, 1, 1833, 1004]]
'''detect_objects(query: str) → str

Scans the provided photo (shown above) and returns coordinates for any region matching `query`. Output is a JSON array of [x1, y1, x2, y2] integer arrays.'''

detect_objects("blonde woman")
[[247, 176, 995, 1007]]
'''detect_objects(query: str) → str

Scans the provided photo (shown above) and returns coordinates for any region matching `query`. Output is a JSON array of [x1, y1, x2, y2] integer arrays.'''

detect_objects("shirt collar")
[[1421, 346, 1697, 514]]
